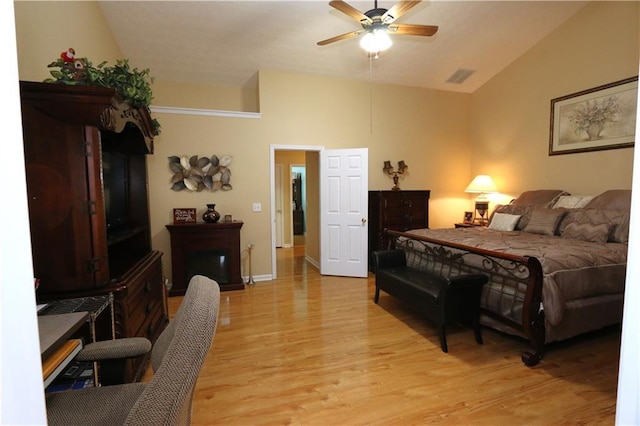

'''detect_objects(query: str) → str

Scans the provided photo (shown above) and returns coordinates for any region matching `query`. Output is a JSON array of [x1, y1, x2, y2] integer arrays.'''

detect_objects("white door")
[[320, 148, 368, 277], [275, 164, 284, 248]]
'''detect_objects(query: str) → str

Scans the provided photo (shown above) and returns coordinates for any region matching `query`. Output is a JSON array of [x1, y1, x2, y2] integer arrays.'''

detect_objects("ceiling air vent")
[[446, 69, 475, 84]]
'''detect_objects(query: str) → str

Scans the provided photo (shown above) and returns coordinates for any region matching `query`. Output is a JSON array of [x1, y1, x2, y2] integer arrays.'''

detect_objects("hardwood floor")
[[167, 245, 620, 425]]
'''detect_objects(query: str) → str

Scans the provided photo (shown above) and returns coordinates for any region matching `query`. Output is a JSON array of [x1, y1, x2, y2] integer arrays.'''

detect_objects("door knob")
[[361, 218, 367, 224]]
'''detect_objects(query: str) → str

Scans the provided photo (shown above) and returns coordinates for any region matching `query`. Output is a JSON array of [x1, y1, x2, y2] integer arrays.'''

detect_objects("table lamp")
[[464, 174, 498, 225]]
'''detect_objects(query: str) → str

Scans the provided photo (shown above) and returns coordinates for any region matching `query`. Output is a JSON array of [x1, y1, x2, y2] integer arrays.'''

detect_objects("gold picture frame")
[[549, 76, 638, 155], [463, 211, 473, 224]]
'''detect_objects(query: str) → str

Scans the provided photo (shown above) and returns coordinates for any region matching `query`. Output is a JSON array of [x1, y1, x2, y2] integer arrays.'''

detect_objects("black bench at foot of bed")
[[372, 249, 488, 353]]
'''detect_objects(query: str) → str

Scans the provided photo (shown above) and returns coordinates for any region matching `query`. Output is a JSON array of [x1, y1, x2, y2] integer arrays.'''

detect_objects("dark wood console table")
[[166, 221, 244, 295]]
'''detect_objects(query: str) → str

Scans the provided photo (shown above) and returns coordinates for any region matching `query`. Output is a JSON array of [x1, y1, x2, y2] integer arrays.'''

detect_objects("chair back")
[[124, 275, 220, 425]]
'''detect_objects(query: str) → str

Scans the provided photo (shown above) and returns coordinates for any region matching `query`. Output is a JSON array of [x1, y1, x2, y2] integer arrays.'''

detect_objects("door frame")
[[275, 163, 284, 248], [270, 144, 323, 280]]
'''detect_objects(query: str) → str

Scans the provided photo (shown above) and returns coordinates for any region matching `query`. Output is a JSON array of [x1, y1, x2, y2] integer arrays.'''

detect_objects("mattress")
[[404, 227, 627, 326]]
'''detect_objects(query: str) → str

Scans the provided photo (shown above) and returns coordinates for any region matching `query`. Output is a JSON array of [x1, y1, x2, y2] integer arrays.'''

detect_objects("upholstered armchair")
[[46, 275, 220, 425]]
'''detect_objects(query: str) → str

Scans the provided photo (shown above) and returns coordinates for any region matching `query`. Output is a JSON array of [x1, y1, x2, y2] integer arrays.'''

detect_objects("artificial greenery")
[[45, 56, 161, 134]]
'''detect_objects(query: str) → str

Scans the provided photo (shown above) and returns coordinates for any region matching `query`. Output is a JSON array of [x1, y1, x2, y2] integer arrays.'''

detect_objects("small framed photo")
[[173, 208, 197, 224], [463, 211, 473, 224], [223, 214, 233, 222]]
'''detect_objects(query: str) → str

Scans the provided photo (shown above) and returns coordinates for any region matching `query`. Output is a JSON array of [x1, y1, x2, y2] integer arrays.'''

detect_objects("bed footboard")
[[385, 229, 545, 366]]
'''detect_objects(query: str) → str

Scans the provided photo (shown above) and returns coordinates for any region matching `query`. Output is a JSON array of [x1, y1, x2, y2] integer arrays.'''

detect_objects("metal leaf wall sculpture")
[[168, 154, 233, 192]]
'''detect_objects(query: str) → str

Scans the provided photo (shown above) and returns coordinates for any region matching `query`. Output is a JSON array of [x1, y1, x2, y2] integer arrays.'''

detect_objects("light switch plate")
[[252, 203, 262, 212]]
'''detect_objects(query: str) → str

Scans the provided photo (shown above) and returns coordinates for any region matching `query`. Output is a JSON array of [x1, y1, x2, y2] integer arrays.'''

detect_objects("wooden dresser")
[[368, 190, 430, 265], [20, 81, 167, 382]]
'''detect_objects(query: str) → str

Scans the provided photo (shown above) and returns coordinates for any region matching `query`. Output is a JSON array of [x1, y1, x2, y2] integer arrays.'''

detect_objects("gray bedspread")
[[405, 227, 628, 326]]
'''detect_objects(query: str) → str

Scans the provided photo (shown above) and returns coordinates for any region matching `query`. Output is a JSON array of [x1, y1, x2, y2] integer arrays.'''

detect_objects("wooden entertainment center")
[[20, 81, 167, 382]]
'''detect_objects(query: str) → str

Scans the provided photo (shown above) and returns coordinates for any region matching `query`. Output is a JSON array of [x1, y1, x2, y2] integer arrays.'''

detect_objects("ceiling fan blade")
[[329, 0, 372, 24], [388, 23, 438, 36], [317, 29, 365, 46], [382, 1, 421, 24]]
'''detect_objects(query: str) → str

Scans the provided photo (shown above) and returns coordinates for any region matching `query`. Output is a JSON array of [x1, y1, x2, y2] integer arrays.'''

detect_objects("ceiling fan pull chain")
[[369, 55, 374, 134]]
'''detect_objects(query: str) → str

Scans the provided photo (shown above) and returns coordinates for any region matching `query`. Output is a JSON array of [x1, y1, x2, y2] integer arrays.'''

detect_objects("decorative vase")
[[586, 122, 604, 141], [202, 204, 221, 223]]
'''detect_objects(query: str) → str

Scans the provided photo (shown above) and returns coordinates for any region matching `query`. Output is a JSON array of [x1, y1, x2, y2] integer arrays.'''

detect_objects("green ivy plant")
[[45, 56, 161, 134]]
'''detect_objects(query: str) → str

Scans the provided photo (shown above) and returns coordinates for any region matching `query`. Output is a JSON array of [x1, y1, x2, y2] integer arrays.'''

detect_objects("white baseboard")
[[305, 256, 320, 269], [242, 274, 273, 283]]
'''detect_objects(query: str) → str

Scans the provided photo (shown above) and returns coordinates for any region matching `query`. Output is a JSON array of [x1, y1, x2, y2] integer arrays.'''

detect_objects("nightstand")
[[454, 222, 484, 228]]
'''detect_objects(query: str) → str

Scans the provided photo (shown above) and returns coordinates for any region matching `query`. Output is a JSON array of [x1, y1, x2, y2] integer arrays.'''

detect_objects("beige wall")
[[153, 80, 259, 113], [470, 1, 639, 205], [305, 151, 320, 266], [14, 1, 638, 282], [148, 71, 469, 279], [14, 1, 123, 82]]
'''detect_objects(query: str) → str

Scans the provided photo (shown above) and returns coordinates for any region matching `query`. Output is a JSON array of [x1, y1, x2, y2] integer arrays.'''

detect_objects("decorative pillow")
[[494, 204, 533, 230], [557, 208, 630, 243], [488, 213, 521, 231], [561, 222, 612, 243], [511, 190, 569, 207], [552, 195, 594, 209], [523, 208, 566, 236]]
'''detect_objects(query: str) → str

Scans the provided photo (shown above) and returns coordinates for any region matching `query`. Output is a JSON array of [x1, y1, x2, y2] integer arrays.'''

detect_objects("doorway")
[[292, 165, 306, 247], [270, 145, 369, 280], [270, 145, 322, 280]]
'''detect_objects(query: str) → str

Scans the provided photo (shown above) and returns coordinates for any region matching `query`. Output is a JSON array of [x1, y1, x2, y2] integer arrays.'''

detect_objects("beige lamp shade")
[[465, 175, 498, 225], [465, 175, 498, 199]]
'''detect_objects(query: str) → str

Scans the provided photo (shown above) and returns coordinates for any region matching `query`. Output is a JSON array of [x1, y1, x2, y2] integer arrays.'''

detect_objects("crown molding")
[[150, 105, 261, 119]]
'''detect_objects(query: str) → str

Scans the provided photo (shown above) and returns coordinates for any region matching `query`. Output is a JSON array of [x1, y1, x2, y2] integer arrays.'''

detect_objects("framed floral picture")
[[549, 76, 638, 155]]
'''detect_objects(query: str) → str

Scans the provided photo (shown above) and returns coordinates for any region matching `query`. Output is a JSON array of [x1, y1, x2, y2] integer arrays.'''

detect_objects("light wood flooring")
[[166, 245, 621, 425]]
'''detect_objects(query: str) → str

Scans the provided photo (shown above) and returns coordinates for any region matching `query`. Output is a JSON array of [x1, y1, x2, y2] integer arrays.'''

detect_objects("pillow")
[[511, 190, 569, 207], [584, 189, 631, 211], [561, 222, 612, 243], [488, 213, 521, 231], [552, 195, 594, 209], [557, 208, 630, 243], [523, 208, 566, 236], [493, 204, 533, 230]]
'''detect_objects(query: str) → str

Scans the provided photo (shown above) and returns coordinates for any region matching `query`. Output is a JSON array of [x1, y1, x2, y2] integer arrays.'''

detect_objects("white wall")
[[1, 2, 47, 424], [615, 59, 640, 425]]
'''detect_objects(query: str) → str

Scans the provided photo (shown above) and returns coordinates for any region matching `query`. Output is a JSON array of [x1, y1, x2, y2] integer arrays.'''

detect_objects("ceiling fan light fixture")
[[360, 29, 392, 54]]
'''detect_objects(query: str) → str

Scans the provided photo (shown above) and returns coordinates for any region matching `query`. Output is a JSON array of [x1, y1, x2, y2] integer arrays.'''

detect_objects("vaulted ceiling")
[[99, 1, 587, 93]]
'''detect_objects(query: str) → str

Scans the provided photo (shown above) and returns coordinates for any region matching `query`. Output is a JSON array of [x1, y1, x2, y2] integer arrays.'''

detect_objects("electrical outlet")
[[252, 202, 262, 212]]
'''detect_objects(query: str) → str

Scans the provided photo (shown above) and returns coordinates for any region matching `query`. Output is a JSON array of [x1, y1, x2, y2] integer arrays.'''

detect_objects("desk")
[[39, 312, 89, 387], [38, 294, 114, 341], [39, 294, 114, 385]]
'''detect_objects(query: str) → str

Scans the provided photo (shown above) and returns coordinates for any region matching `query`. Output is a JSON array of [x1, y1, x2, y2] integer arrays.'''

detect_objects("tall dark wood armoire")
[[20, 81, 167, 382]]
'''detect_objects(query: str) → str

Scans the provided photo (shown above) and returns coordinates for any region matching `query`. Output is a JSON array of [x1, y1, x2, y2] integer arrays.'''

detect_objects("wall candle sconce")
[[383, 160, 408, 191], [464, 174, 498, 225]]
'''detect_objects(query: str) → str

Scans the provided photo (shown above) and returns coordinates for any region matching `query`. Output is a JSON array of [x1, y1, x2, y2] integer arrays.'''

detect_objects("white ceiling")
[[98, 1, 587, 93]]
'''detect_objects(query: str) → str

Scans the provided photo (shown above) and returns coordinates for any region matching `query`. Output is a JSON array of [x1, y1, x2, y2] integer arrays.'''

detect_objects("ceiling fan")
[[317, 0, 438, 54]]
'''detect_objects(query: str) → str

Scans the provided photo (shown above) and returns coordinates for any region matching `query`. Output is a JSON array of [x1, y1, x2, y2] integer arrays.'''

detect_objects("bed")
[[385, 189, 630, 366]]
